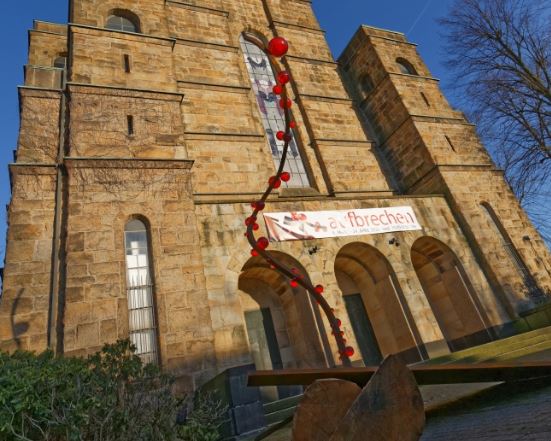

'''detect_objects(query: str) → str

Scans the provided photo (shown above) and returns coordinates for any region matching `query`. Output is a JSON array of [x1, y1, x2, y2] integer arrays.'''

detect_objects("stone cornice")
[[64, 157, 194, 170]]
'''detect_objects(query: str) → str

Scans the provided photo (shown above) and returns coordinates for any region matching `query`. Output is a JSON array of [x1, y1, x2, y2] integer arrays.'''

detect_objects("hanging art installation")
[[243, 35, 354, 367]]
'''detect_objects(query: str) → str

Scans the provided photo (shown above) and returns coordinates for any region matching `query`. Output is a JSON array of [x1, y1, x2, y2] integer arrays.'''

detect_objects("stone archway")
[[239, 251, 328, 400], [335, 242, 425, 364], [411, 236, 493, 351]]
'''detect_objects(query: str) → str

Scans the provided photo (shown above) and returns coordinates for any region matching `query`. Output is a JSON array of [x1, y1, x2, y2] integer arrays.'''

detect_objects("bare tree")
[[440, 0, 551, 243]]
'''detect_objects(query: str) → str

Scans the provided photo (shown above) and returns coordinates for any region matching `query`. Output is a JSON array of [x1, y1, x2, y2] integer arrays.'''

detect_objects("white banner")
[[263, 206, 422, 241]]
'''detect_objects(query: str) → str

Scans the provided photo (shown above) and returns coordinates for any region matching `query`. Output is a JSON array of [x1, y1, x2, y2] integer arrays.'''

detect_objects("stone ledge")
[[165, 0, 229, 17], [68, 23, 177, 48], [64, 157, 194, 170], [66, 83, 184, 101]]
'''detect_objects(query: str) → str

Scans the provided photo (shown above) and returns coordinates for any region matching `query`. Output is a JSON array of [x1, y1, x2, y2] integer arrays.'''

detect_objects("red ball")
[[273, 85, 283, 95], [276, 131, 285, 140], [343, 346, 354, 357], [257, 237, 269, 250], [253, 223, 260, 231], [335, 318, 342, 327], [290, 279, 299, 288], [280, 171, 291, 182], [244, 216, 256, 226], [269, 176, 282, 189], [268, 37, 289, 57], [289, 121, 297, 129], [251, 249, 259, 257], [254, 200, 265, 210], [314, 284, 324, 294], [279, 98, 292, 109], [277, 71, 291, 85]]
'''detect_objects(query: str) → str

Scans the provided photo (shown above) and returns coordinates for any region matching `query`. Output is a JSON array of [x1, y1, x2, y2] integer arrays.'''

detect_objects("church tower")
[[2, 0, 551, 410]]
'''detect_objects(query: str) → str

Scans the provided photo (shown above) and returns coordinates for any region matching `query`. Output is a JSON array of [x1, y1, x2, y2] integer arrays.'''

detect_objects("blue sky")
[[0, 0, 494, 262]]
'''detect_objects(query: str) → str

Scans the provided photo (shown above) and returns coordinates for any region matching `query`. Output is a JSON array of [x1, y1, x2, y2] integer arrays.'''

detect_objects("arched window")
[[124, 219, 159, 364], [53, 56, 67, 69], [396, 57, 417, 75], [360, 73, 374, 96], [106, 10, 140, 33], [239, 34, 310, 188], [480, 203, 541, 298]]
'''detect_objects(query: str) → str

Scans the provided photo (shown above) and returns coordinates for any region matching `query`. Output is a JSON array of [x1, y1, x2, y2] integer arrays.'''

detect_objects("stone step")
[[262, 394, 302, 415], [264, 406, 297, 427], [424, 326, 551, 365]]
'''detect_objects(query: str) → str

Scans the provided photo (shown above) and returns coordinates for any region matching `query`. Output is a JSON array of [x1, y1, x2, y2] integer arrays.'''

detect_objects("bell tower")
[[339, 25, 551, 317]]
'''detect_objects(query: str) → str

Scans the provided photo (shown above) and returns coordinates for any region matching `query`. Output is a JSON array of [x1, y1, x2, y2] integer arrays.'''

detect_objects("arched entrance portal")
[[411, 237, 493, 352], [335, 242, 425, 365], [239, 252, 328, 401]]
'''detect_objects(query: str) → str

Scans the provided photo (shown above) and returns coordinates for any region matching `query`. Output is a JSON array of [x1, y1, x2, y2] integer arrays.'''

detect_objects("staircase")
[[262, 394, 302, 427], [422, 326, 551, 365]]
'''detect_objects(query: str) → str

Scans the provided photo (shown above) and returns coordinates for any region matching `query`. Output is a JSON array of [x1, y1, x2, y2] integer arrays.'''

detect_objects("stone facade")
[[2, 0, 551, 394]]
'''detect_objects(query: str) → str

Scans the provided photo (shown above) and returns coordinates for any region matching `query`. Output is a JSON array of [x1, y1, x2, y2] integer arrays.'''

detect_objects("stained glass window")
[[240, 35, 310, 188], [124, 219, 158, 365]]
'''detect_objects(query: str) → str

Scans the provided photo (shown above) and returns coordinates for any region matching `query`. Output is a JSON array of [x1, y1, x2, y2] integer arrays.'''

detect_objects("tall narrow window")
[[127, 115, 134, 136], [420, 91, 430, 107], [124, 219, 159, 365], [123, 54, 131, 73], [240, 34, 310, 188], [481, 203, 541, 298]]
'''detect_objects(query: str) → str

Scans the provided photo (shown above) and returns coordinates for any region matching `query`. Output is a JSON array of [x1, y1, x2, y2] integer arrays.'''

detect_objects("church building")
[[2, 0, 551, 410]]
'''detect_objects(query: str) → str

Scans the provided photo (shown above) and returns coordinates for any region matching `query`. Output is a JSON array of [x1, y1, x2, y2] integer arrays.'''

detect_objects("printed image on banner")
[[263, 206, 422, 241]]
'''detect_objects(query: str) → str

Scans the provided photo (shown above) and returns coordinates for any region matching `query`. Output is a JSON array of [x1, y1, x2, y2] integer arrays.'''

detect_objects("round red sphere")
[[290, 279, 299, 288], [244, 216, 256, 226], [314, 284, 324, 294], [276, 131, 285, 140], [343, 346, 355, 357], [257, 237, 269, 250], [253, 223, 260, 231], [280, 171, 291, 182], [277, 71, 291, 85], [268, 37, 289, 57], [279, 98, 292, 109], [335, 318, 342, 328], [273, 85, 283, 95], [289, 121, 297, 129], [269, 176, 282, 189], [251, 249, 259, 257]]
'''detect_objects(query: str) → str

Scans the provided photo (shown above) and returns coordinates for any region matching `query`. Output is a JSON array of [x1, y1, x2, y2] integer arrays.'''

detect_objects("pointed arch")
[[335, 242, 426, 364], [239, 251, 329, 395], [481, 202, 541, 299], [411, 236, 492, 351]]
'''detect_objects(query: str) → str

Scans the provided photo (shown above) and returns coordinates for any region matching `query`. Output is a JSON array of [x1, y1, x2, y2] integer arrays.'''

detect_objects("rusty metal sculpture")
[[244, 36, 353, 367]]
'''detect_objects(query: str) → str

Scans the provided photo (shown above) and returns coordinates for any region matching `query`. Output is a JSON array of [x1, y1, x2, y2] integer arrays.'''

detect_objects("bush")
[[0, 340, 226, 441]]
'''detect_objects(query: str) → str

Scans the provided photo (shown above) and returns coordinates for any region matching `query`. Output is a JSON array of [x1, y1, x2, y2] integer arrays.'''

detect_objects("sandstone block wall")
[[2, 0, 550, 393]]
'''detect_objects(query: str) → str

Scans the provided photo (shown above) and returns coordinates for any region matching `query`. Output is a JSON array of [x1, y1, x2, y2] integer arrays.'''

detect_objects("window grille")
[[124, 219, 158, 365], [106, 15, 139, 33], [239, 35, 310, 188]]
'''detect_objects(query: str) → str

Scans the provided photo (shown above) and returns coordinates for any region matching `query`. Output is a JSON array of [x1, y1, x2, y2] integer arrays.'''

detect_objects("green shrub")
[[0, 340, 226, 441], [0, 340, 179, 440], [178, 393, 227, 441]]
